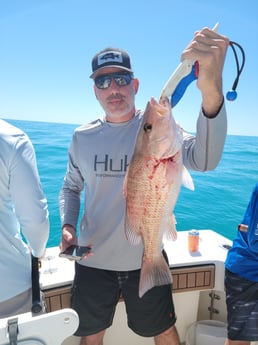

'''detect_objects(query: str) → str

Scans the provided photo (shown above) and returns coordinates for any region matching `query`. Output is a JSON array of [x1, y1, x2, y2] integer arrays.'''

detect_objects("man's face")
[[93, 67, 139, 123]]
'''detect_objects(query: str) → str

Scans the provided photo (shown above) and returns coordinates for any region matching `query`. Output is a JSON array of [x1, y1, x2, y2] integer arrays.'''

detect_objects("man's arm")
[[181, 26, 229, 171], [182, 102, 227, 171], [59, 140, 84, 250]]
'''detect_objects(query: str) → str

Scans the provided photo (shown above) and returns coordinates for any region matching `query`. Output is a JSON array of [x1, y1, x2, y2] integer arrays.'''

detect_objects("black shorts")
[[71, 252, 176, 337], [225, 268, 258, 341]]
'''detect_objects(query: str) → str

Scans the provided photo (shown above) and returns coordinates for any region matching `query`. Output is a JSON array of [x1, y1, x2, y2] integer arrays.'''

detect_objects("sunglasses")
[[94, 72, 133, 89]]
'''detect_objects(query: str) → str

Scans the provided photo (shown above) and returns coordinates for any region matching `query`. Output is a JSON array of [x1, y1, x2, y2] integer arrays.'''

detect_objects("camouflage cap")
[[90, 47, 133, 79]]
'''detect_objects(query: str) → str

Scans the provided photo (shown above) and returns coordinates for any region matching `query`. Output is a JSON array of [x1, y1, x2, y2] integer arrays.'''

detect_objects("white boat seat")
[[0, 308, 79, 345]]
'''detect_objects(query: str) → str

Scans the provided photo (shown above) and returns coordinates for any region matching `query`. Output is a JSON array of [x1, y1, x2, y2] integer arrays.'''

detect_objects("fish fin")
[[182, 165, 195, 191], [139, 255, 172, 298], [123, 168, 129, 198], [124, 213, 142, 245], [164, 214, 177, 241]]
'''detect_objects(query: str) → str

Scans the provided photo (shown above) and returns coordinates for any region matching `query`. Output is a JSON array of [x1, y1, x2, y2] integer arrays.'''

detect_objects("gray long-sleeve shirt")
[[0, 119, 49, 302], [60, 104, 227, 270]]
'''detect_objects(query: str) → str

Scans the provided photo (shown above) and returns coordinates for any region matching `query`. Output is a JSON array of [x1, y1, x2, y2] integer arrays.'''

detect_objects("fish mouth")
[[150, 137, 180, 159], [159, 149, 181, 164], [161, 153, 176, 161], [155, 135, 169, 142], [151, 149, 178, 161]]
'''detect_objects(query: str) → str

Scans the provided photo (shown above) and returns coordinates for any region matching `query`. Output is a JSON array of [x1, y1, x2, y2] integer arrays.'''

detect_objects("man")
[[224, 183, 258, 345], [60, 26, 229, 345], [0, 119, 49, 317]]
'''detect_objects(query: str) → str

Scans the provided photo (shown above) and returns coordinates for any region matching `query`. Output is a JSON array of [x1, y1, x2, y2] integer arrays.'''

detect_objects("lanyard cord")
[[226, 41, 246, 101]]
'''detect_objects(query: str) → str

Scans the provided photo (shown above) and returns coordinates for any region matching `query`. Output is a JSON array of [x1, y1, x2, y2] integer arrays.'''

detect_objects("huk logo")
[[94, 154, 129, 172]]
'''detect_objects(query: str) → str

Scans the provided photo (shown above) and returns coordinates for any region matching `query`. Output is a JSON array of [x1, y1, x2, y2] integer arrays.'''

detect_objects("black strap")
[[7, 318, 18, 345], [31, 255, 43, 314]]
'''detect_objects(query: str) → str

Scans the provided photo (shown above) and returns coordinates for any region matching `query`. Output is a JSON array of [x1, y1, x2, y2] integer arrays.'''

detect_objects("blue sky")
[[0, 0, 257, 136]]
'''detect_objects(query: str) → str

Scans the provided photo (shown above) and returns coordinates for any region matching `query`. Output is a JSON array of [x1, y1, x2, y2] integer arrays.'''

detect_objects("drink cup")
[[188, 230, 199, 252]]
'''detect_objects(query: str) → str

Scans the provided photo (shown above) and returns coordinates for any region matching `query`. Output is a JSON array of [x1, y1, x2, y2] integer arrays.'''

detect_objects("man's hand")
[[60, 224, 77, 252], [181, 26, 229, 117]]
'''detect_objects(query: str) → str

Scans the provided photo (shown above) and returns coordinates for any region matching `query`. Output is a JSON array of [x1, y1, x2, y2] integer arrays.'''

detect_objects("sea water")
[[5, 119, 258, 247]]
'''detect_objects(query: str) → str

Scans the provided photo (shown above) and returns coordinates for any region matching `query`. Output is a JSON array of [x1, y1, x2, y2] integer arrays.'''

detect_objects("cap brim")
[[90, 65, 133, 79]]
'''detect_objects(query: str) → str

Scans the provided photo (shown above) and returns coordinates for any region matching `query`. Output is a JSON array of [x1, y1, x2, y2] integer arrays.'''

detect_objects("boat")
[[6, 229, 258, 344], [36, 229, 233, 345]]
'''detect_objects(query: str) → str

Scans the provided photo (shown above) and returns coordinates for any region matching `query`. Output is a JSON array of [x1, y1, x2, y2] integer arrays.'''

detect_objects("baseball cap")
[[90, 47, 133, 79]]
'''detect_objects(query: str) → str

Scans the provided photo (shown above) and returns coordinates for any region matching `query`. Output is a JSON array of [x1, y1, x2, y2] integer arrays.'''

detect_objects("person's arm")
[[59, 139, 84, 251], [243, 184, 258, 252], [182, 102, 227, 171], [10, 134, 49, 258], [181, 26, 229, 171]]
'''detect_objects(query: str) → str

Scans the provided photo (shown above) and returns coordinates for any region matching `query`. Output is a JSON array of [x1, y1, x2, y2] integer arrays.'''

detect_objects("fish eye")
[[143, 123, 152, 132]]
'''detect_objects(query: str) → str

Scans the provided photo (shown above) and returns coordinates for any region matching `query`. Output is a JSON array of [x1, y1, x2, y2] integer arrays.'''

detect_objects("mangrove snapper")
[[123, 97, 194, 297]]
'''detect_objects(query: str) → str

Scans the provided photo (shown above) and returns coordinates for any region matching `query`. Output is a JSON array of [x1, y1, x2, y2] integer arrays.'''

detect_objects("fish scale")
[[126, 159, 168, 226]]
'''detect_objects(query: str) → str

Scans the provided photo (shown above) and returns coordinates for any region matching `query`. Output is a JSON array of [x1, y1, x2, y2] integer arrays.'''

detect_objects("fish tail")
[[139, 255, 172, 298]]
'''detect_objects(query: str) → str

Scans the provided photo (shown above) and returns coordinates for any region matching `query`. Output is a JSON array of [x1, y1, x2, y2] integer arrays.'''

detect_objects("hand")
[[60, 224, 77, 252], [181, 26, 229, 116]]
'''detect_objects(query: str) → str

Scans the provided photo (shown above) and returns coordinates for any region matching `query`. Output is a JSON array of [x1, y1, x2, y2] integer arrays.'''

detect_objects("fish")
[[123, 97, 194, 298]]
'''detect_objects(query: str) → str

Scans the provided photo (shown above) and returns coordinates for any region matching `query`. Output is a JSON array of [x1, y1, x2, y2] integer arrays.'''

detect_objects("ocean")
[[5, 119, 258, 247]]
